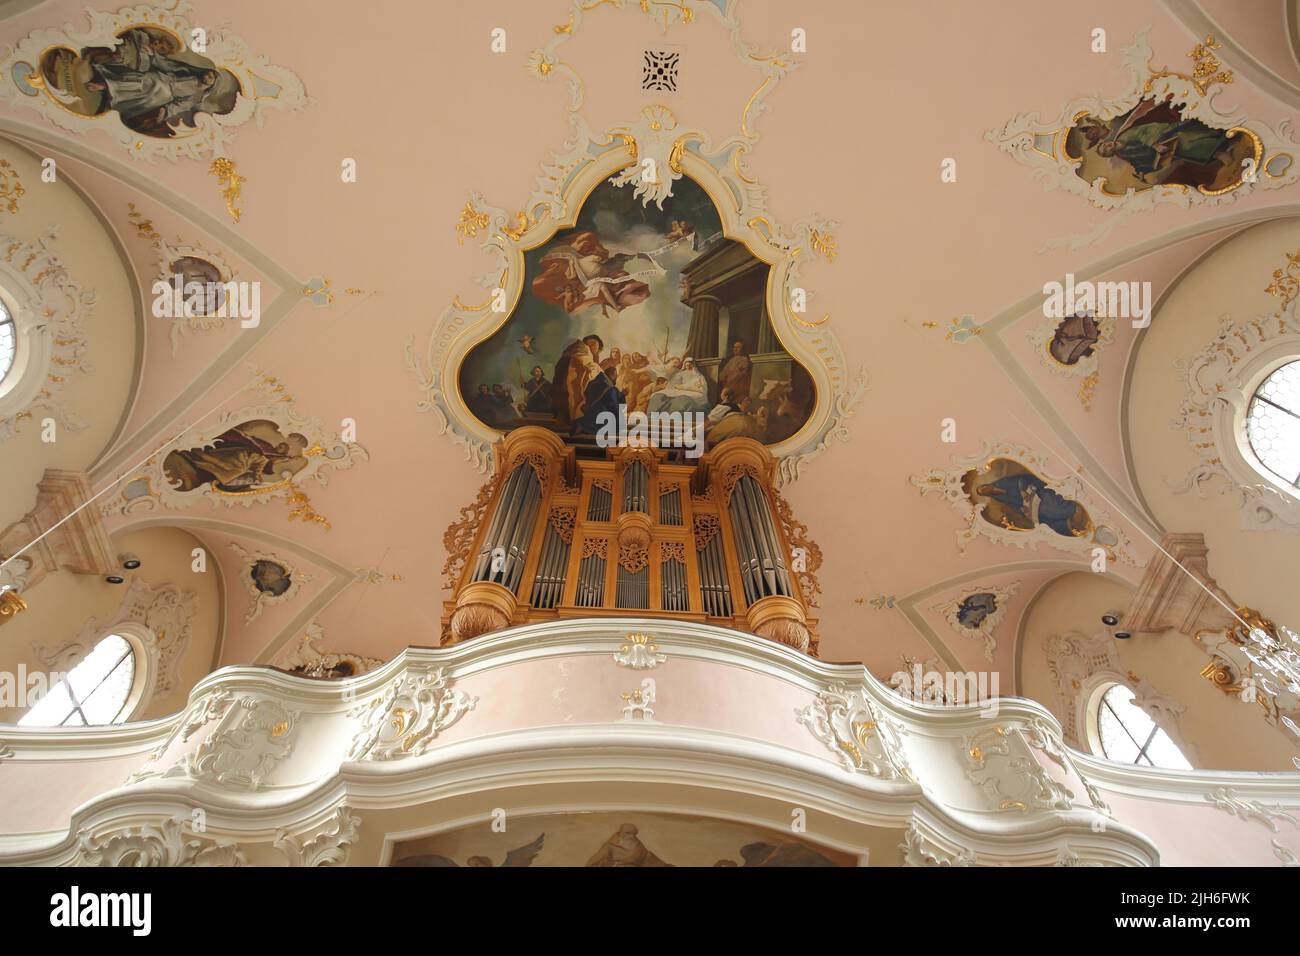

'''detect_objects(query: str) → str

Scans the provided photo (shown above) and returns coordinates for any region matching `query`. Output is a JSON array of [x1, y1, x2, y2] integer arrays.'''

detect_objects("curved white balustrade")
[[0, 619, 1295, 866]]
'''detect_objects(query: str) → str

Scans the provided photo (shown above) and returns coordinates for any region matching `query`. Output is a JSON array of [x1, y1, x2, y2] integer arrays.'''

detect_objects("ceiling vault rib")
[[1162, 0, 1300, 112], [112, 515, 359, 669], [0, 119, 309, 483]]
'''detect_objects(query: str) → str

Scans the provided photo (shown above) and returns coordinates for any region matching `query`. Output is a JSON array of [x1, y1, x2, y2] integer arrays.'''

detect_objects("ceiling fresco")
[[457, 175, 815, 449]]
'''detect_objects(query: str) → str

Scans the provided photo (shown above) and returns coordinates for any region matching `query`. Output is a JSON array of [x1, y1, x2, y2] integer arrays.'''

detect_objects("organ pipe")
[[444, 429, 815, 654]]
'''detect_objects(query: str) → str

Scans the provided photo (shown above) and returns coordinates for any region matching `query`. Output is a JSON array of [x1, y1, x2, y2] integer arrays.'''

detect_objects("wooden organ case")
[[441, 427, 819, 654]]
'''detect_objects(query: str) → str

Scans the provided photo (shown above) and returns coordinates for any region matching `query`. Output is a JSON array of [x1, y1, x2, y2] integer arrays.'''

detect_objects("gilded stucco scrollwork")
[[178, 696, 299, 791], [614, 632, 666, 669], [796, 683, 908, 780], [274, 807, 361, 867], [405, 0, 860, 486], [931, 581, 1020, 662], [961, 723, 1076, 814], [126, 202, 240, 353], [107, 370, 367, 523], [346, 667, 476, 762], [988, 31, 1300, 251], [910, 440, 1135, 564], [76, 815, 247, 867], [35, 578, 197, 696], [1170, 278, 1300, 534], [900, 822, 976, 867], [229, 541, 310, 624], [0, 228, 95, 442]]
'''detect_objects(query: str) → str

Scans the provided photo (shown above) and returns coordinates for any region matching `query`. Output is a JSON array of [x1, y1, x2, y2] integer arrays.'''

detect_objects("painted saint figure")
[[519, 365, 554, 415], [552, 334, 625, 434], [964, 462, 1092, 539], [647, 357, 710, 415], [40, 27, 240, 137], [718, 340, 753, 401], [585, 824, 671, 867], [1073, 95, 1235, 189], [1049, 312, 1102, 365], [163, 419, 309, 494]]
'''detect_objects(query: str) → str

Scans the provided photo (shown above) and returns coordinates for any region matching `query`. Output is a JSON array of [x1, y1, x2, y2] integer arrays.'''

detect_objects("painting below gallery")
[[1064, 94, 1257, 194], [37, 26, 240, 138], [457, 176, 815, 450], [389, 811, 856, 867]]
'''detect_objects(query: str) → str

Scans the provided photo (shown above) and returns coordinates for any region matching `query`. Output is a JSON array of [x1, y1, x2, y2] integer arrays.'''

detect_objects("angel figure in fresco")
[[392, 833, 545, 867], [585, 824, 672, 867], [531, 230, 655, 316], [163, 419, 310, 494], [1073, 94, 1234, 189], [962, 459, 1092, 539]]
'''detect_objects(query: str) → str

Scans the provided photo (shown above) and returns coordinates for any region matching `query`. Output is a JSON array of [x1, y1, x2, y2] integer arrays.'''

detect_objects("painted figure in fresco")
[[614, 352, 657, 414], [956, 592, 999, 630], [490, 384, 516, 423], [718, 340, 753, 400], [40, 27, 240, 137], [531, 231, 653, 317], [458, 178, 817, 447], [585, 824, 672, 867], [167, 256, 225, 315], [647, 357, 710, 415], [392, 834, 545, 868], [552, 334, 625, 434], [1073, 95, 1234, 189], [725, 842, 841, 867], [705, 389, 766, 449], [963, 459, 1092, 538], [519, 365, 554, 415], [163, 419, 309, 494], [249, 559, 291, 597], [1049, 312, 1102, 365]]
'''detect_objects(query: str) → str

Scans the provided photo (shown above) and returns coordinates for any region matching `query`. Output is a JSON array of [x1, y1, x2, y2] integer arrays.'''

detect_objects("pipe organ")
[[442, 427, 819, 654]]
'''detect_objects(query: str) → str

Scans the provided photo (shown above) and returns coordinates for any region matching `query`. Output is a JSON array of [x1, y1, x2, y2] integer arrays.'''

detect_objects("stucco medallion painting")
[[1, 2, 309, 161], [911, 442, 1135, 563], [987, 31, 1300, 249], [457, 177, 815, 448], [389, 811, 856, 867]]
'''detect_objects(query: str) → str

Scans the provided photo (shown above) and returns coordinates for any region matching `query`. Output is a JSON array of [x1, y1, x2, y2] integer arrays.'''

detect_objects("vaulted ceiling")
[[1, 0, 1298, 722]]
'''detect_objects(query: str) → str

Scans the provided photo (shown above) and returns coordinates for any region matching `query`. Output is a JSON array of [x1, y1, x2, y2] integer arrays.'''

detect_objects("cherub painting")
[[163, 419, 309, 494], [38, 27, 240, 138], [961, 458, 1093, 538], [1066, 94, 1253, 193]]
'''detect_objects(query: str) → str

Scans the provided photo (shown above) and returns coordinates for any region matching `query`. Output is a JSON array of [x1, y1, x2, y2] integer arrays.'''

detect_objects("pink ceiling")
[[4, 0, 1298, 687]]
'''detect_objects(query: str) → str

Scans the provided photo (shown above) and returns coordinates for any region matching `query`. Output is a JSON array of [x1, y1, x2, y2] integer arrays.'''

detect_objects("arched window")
[[0, 299, 15, 386], [1246, 359, 1300, 491], [1093, 683, 1191, 769], [19, 634, 136, 727]]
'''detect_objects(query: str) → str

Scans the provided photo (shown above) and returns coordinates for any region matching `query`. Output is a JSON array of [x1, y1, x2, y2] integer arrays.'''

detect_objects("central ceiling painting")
[[457, 176, 815, 450]]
